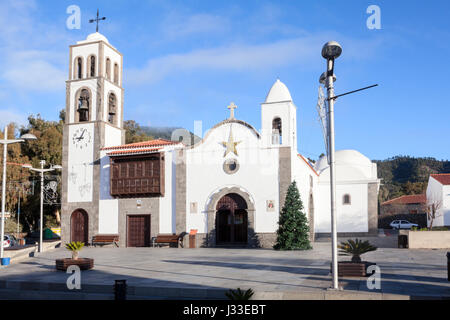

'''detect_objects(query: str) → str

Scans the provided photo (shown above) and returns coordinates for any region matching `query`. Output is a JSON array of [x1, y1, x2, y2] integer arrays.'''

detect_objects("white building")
[[426, 174, 450, 227], [61, 33, 380, 248]]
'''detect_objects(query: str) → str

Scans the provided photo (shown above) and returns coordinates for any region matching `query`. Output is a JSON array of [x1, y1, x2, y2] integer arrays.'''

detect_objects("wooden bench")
[[155, 233, 185, 248], [92, 234, 119, 247]]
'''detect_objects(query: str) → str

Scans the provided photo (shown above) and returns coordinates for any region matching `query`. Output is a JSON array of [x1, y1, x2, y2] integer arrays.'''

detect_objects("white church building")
[[61, 32, 380, 248]]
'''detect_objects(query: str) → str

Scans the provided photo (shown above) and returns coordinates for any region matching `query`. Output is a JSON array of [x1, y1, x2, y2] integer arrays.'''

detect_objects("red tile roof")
[[107, 147, 162, 156], [381, 194, 426, 206], [431, 174, 450, 185], [298, 154, 319, 176], [102, 138, 180, 151]]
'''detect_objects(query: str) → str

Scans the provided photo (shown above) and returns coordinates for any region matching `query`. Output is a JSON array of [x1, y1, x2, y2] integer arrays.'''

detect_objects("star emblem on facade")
[[222, 128, 241, 157]]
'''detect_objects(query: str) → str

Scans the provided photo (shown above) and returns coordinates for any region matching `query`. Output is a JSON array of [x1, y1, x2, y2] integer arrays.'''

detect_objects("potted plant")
[[55, 241, 94, 271], [66, 241, 84, 260], [336, 239, 377, 277]]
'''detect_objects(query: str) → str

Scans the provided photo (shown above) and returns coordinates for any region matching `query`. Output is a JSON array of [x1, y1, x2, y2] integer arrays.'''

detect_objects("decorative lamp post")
[[321, 40, 342, 290], [22, 161, 62, 253]]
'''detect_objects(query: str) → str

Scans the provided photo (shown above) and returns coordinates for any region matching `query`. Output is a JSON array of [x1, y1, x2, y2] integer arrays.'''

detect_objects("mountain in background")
[[123, 120, 200, 146], [375, 156, 450, 202]]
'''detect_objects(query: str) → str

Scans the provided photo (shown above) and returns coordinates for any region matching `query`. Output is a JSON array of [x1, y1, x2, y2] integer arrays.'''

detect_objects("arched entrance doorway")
[[216, 193, 248, 245], [70, 209, 88, 244]]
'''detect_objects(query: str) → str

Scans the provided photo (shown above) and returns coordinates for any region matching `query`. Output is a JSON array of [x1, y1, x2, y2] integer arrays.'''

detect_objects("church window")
[[343, 194, 351, 205], [114, 63, 119, 84], [77, 89, 90, 122], [108, 93, 117, 124], [76, 57, 83, 79], [106, 58, 111, 80], [272, 117, 282, 144], [223, 158, 239, 175], [90, 56, 96, 77], [110, 153, 165, 197]]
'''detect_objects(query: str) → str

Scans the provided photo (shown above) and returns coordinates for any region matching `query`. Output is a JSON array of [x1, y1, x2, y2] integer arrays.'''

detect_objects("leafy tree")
[[123, 120, 154, 144], [0, 123, 31, 230], [274, 181, 312, 250]]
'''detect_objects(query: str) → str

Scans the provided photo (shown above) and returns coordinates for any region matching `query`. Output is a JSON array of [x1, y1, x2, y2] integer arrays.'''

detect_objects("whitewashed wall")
[[291, 153, 318, 222], [98, 199, 119, 234], [159, 150, 175, 233], [315, 182, 369, 233], [67, 123, 94, 203], [443, 185, 450, 226], [104, 125, 122, 149], [186, 122, 280, 233], [426, 177, 449, 227]]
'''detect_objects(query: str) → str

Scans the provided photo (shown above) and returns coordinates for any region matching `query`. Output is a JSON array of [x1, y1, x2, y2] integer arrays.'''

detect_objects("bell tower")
[[61, 32, 125, 245], [261, 79, 297, 151]]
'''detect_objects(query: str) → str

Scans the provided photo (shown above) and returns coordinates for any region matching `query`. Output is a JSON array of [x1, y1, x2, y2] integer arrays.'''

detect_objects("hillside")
[[375, 156, 450, 202]]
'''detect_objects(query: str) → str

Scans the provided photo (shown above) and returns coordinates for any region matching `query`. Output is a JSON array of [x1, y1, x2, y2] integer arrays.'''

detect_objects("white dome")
[[265, 79, 293, 103], [77, 32, 109, 44], [315, 150, 375, 181]]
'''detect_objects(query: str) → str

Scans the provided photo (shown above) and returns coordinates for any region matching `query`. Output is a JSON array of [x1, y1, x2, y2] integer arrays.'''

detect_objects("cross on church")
[[227, 102, 237, 119], [89, 9, 106, 33]]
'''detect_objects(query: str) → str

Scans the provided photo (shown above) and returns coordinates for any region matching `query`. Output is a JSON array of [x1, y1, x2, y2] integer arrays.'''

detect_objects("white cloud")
[[3, 56, 66, 91], [162, 13, 230, 38], [127, 33, 383, 85], [0, 0, 69, 92], [0, 109, 28, 128]]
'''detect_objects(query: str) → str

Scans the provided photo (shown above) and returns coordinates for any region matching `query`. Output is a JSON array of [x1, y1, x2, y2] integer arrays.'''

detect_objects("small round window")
[[223, 158, 239, 175]]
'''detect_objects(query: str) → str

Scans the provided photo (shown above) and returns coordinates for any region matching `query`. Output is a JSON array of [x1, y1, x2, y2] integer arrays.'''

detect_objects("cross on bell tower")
[[89, 9, 106, 33]]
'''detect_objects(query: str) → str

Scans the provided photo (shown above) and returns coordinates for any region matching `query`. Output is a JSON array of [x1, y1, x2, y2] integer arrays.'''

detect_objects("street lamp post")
[[23, 161, 61, 253], [322, 41, 342, 290], [0, 126, 37, 260]]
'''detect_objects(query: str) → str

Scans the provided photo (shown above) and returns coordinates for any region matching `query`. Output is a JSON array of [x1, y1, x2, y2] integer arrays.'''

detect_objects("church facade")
[[61, 33, 380, 248]]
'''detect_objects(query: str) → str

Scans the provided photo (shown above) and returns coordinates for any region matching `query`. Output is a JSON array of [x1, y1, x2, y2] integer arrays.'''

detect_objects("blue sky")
[[0, 0, 449, 161]]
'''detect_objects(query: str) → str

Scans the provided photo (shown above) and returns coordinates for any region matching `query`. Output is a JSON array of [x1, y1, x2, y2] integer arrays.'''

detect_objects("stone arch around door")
[[70, 209, 89, 244], [205, 186, 256, 247]]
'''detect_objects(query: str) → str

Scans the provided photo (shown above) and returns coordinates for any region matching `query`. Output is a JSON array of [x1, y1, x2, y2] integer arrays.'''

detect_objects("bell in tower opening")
[[108, 93, 117, 124], [78, 89, 90, 122], [272, 117, 282, 144]]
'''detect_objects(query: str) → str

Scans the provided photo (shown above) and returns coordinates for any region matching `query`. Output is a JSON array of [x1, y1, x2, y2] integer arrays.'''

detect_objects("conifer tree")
[[274, 181, 312, 250]]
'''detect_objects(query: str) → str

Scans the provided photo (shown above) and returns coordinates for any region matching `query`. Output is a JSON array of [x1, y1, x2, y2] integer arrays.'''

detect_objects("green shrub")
[[225, 288, 254, 300], [338, 239, 377, 263]]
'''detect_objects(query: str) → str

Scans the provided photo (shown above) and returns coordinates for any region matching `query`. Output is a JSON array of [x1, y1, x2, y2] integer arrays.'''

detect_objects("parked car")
[[2, 235, 17, 248], [390, 220, 419, 230]]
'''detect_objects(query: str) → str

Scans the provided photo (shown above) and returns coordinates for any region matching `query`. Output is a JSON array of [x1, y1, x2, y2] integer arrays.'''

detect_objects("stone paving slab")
[[0, 242, 448, 299]]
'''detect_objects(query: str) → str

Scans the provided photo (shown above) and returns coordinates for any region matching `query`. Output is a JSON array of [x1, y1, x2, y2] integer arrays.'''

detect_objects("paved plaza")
[[0, 238, 449, 299]]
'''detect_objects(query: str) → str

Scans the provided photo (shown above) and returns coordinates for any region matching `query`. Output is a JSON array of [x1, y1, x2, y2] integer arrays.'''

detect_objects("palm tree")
[[65, 241, 85, 260], [338, 239, 377, 263]]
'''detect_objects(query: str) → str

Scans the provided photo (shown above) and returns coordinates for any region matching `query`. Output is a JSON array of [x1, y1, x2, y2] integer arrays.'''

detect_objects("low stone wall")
[[4, 241, 61, 264], [407, 231, 450, 249], [190, 232, 277, 248]]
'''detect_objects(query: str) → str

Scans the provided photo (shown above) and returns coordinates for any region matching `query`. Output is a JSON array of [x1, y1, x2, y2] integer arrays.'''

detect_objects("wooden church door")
[[71, 210, 88, 244]]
